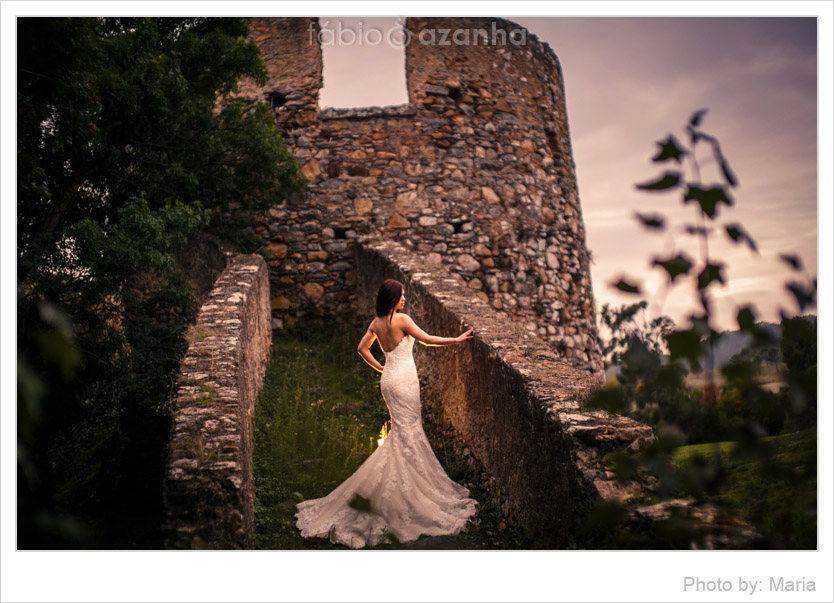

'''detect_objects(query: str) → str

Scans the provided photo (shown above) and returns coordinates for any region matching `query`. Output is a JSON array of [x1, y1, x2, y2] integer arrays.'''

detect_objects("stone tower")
[[236, 17, 603, 377]]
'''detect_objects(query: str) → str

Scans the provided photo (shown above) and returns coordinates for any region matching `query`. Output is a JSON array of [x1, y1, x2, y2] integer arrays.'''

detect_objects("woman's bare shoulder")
[[368, 316, 381, 332], [391, 313, 414, 329]]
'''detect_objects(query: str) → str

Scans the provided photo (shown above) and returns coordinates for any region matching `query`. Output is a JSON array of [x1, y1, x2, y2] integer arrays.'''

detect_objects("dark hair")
[[376, 279, 403, 324]]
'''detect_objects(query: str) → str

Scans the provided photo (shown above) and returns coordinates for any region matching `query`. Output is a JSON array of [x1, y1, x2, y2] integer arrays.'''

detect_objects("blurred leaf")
[[697, 290, 713, 319], [611, 278, 642, 295], [697, 262, 726, 290], [635, 212, 666, 230], [779, 253, 803, 272], [736, 306, 757, 333], [652, 253, 694, 283], [684, 225, 709, 237], [686, 125, 704, 146], [688, 313, 713, 338], [786, 281, 816, 312], [665, 328, 704, 366], [34, 301, 81, 380], [689, 109, 708, 127], [676, 453, 727, 502], [608, 450, 638, 482], [622, 336, 661, 373], [37, 300, 77, 343], [656, 422, 687, 449], [17, 355, 47, 438], [734, 305, 778, 347], [684, 185, 733, 218], [721, 357, 757, 384], [652, 135, 688, 164], [636, 171, 681, 191], [347, 493, 372, 512], [586, 500, 628, 533], [719, 156, 738, 187], [731, 425, 774, 461], [583, 386, 630, 415], [725, 224, 757, 253]]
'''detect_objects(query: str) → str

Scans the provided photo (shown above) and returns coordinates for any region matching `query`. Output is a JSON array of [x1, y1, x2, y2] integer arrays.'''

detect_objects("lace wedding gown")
[[295, 334, 479, 548]]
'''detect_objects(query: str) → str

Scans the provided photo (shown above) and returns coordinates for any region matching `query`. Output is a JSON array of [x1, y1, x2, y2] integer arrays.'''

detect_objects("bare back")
[[370, 313, 408, 353]]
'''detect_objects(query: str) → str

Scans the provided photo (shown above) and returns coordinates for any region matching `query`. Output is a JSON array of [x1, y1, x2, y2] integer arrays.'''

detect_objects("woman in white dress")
[[295, 279, 479, 548]]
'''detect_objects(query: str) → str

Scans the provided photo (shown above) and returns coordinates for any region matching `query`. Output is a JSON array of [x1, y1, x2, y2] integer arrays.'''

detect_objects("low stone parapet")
[[162, 254, 271, 549], [356, 239, 653, 547]]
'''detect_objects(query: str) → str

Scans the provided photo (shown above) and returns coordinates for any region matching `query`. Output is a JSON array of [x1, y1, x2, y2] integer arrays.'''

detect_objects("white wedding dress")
[[295, 334, 479, 548]]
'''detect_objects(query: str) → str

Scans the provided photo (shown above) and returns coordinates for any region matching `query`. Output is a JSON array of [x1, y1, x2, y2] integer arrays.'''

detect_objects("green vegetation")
[[17, 17, 304, 548], [585, 111, 817, 548], [674, 428, 816, 549], [254, 320, 390, 549], [253, 320, 524, 549], [672, 439, 738, 464]]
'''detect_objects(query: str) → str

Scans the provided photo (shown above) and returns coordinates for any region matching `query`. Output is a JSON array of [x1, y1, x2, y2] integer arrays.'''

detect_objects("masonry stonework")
[[356, 239, 656, 545], [180, 19, 757, 548], [356, 240, 759, 548], [235, 17, 604, 378], [162, 254, 271, 549]]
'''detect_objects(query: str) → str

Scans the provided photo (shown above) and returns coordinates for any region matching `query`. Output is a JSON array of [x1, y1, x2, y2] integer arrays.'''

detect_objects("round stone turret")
[[233, 17, 603, 377]]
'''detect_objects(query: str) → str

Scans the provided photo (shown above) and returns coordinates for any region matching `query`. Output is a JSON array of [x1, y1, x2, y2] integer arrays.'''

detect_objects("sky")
[[317, 15, 820, 333], [1, 3, 831, 603]]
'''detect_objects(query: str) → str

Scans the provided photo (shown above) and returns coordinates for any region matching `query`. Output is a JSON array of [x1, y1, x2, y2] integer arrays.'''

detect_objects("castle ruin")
[[235, 17, 604, 377], [162, 18, 761, 548]]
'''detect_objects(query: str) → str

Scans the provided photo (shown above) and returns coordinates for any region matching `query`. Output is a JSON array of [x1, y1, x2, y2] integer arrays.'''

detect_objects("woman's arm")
[[357, 325, 384, 373], [398, 314, 474, 347]]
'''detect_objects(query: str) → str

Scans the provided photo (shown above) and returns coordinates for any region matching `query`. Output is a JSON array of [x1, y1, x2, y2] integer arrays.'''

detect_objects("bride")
[[295, 279, 479, 548]]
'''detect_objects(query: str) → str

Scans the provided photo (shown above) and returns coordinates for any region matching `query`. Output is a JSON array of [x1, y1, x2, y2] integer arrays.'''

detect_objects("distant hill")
[[707, 322, 780, 369], [706, 315, 816, 370], [604, 315, 816, 375]]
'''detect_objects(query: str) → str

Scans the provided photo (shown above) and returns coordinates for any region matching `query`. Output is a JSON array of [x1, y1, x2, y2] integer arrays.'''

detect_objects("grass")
[[673, 427, 817, 549], [252, 319, 524, 549], [673, 439, 738, 464], [253, 320, 388, 549]]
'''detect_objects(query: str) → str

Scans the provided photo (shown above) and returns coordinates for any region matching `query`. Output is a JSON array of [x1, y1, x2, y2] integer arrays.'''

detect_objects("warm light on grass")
[[377, 421, 390, 447]]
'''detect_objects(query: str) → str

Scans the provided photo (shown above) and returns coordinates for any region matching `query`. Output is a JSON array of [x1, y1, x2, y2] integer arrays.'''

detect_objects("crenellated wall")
[[355, 239, 654, 546], [233, 16, 604, 379], [162, 254, 271, 549]]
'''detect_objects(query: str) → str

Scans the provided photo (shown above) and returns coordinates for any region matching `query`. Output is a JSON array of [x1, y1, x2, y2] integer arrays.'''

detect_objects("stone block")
[[353, 197, 373, 216], [301, 158, 321, 181], [302, 282, 325, 300], [386, 213, 410, 230], [270, 295, 291, 310], [456, 253, 480, 272]]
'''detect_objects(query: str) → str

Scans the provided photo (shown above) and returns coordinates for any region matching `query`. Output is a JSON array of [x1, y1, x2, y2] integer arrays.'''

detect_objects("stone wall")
[[162, 254, 271, 549], [234, 17, 604, 379], [356, 239, 653, 547]]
